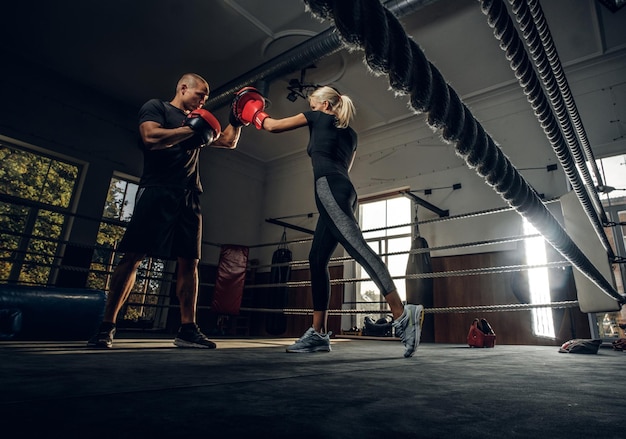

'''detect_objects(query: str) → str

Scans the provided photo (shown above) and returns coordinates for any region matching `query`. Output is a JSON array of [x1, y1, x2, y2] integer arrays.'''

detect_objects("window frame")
[[0, 137, 84, 286], [346, 192, 413, 329]]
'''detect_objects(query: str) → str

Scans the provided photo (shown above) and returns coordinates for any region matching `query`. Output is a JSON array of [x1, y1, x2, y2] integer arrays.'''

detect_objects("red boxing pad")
[[240, 99, 265, 126], [232, 87, 266, 126]]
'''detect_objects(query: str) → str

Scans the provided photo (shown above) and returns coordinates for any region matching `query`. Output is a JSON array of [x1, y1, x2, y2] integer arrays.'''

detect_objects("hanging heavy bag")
[[467, 318, 496, 348], [405, 236, 433, 306], [405, 206, 434, 342], [211, 245, 249, 315], [265, 231, 291, 335]]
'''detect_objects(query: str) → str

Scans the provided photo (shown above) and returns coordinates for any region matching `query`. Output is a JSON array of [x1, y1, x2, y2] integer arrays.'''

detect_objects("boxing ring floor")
[[1, 335, 623, 439]]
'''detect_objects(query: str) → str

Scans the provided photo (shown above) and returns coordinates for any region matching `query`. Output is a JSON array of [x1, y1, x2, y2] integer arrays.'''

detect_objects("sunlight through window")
[[523, 218, 555, 338], [358, 196, 411, 307]]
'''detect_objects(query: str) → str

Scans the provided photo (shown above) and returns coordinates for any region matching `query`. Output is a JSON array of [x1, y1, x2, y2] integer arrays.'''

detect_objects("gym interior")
[[1, 1, 625, 438]]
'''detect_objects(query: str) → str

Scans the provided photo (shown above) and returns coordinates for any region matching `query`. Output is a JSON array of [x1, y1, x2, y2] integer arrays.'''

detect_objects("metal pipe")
[[204, 0, 440, 111]]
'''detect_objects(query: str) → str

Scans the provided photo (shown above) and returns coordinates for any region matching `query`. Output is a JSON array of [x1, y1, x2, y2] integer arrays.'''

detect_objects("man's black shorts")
[[118, 187, 201, 260]]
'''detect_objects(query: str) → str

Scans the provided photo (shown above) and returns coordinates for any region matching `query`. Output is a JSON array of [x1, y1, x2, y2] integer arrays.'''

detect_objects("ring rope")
[[240, 199, 561, 251], [509, 0, 609, 225], [236, 300, 580, 315], [301, 0, 623, 304], [122, 300, 580, 315], [0, 233, 562, 293], [481, 0, 613, 257], [250, 233, 542, 270], [243, 261, 571, 289]]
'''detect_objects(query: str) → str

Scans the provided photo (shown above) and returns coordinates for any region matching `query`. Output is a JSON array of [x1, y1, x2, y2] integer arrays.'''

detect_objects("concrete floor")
[[1, 333, 624, 439]]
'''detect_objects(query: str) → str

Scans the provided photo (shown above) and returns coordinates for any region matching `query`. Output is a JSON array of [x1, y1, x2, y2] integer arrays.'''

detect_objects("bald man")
[[88, 73, 241, 349]]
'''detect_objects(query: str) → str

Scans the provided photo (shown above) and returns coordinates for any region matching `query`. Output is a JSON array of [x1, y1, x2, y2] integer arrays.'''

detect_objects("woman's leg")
[[315, 175, 423, 357], [315, 176, 397, 300], [308, 214, 339, 334]]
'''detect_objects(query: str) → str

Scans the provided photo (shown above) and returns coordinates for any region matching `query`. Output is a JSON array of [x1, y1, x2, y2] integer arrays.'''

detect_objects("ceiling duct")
[[205, 0, 440, 111]]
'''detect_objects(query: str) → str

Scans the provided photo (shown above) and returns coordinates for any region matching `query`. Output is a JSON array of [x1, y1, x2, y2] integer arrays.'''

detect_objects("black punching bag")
[[266, 231, 291, 335], [405, 207, 434, 342]]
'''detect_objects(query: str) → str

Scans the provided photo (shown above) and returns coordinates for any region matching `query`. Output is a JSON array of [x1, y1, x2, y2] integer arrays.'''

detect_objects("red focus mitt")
[[183, 108, 221, 148], [231, 86, 269, 129]]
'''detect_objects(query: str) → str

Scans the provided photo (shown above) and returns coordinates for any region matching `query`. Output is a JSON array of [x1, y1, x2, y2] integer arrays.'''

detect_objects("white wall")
[[253, 150, 318, 268], [199, 148, 266, 263]]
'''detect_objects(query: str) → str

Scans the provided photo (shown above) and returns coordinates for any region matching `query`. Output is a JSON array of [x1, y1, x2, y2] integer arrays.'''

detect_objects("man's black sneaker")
[[174, 324, 216, 349], [87, 324, 116, 349]]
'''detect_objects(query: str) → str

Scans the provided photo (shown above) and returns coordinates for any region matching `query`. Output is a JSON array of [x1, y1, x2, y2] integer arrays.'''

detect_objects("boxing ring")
[[2, 3, 626, 438], [1, 0, 624, 342], [201, 0, 624, 334], [197, 0, 623, 323], [204, 0, 623, 341]]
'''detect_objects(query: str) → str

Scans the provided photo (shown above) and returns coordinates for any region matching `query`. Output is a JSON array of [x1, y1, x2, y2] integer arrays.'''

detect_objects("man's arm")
[[211, 124, 241, 149], [139, 121, 195, 150]]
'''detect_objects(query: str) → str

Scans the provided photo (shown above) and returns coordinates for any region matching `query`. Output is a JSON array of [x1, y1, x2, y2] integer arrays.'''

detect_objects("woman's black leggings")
[[309, 174, 397, 311]]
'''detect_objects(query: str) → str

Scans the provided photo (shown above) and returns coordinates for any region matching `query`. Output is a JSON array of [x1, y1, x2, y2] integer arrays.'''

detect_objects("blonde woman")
[[233, 86, 423, 357]]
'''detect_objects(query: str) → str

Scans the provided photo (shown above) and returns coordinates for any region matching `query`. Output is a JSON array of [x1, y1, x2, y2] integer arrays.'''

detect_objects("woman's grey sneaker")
[[286, 327, 332, 353], [174, 324, 216, 349], [392, 304, 424, 357], [86, 324, 116, 349]]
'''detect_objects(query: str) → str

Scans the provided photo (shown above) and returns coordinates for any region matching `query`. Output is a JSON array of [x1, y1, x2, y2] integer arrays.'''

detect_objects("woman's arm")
[[261, 113, 309, 133]]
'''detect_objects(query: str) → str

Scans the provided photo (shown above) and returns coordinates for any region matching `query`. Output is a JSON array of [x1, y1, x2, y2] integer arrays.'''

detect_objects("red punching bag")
[[211, 245, 249, 315]]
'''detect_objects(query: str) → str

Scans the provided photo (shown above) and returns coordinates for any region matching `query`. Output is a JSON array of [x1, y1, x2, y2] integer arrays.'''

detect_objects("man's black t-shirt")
[[137, 99, 202, 192], [304, 110, 357, 180]]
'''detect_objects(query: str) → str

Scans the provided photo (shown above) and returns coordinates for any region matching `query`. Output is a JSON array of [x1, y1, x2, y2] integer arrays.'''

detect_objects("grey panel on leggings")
[[316, 177, 396, 294]]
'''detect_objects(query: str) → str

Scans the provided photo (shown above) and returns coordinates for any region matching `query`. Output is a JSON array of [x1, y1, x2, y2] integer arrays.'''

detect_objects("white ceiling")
[[1, 0, 625, 165]]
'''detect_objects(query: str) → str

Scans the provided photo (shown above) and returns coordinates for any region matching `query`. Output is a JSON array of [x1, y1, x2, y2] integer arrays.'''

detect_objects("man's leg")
[[102, 252, 145, 322], [175, 257, 199, 324], [87, 252, 144, 348], [173, 257, 216, 349]]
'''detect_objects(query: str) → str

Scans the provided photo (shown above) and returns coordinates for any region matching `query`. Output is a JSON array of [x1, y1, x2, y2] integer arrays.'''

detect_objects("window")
[[355, 195, 412, 318], [87, 175, 169, 325], [0, 142, 80, 285], [87, 176, 139, 291], [594, 154, 626, 201], [523, 218, 556, 338], [592, 154, 626, 340]]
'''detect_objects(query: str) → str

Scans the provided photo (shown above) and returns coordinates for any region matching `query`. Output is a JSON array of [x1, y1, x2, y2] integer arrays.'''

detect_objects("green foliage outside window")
[[0, 143, 79, 285], [87, 177, 135, 291], [19, 210, 64, 285], [0, 142, 166, 325], [0, 145, 77, 208], [0, 203, 29, 281]]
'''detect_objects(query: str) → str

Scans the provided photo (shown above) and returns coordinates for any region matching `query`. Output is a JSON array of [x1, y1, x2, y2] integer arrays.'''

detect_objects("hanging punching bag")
[[405, 206, 434, 342], [211, 245, 249, 315], [266, 231, 291, 335]]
